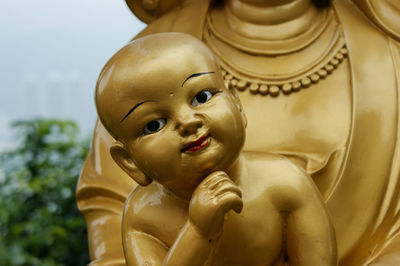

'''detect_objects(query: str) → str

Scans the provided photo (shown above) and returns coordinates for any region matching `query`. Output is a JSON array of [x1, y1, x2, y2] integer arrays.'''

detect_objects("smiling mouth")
[[182, 135, 210, 153]]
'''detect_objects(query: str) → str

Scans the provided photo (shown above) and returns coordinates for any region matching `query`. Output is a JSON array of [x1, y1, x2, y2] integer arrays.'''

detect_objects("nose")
[[176, 111, 203, 137]]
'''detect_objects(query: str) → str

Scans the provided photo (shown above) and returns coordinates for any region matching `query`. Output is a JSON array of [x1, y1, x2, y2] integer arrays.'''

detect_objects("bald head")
[[95, 32, 219, 139]]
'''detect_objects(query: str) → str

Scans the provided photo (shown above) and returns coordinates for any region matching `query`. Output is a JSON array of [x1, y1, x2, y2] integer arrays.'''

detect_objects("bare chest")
[[240, 62, 351, 164], [210, 199, 284, 266], [153, 193, 284, 266]]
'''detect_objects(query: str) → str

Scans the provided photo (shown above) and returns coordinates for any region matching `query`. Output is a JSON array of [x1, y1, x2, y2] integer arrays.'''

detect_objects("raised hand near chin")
[[189, 171, 243, 240]]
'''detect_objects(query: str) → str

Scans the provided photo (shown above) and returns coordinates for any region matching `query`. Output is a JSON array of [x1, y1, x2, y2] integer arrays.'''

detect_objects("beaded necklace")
[[204, 8, 348, 97]]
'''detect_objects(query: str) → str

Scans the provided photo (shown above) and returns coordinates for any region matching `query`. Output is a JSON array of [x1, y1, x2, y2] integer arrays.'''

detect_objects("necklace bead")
[[259, 85, 269, 95], [222, 44, 347, 96], [282, 83, 292, 94], [269, 86, 280, 97]]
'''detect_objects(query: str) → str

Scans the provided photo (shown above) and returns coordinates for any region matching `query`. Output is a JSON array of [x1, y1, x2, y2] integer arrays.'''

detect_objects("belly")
[[210, 202, 284, 266]]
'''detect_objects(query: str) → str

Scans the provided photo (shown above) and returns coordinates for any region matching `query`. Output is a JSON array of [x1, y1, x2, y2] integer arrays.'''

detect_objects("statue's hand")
[[188, 171, 243, 240], [141, 0, 159, 11]]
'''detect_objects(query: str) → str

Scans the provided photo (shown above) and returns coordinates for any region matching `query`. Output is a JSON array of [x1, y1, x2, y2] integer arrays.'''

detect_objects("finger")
[[202, 171, 228, 187], [208, 176, 233, 190], [214, 184, 242, 198], [216, 193, 243, 214]]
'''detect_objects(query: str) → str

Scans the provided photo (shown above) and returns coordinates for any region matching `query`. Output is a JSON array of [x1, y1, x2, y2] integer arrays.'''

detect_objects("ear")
[[110, 141, 152, 186], [226, 82, 248, 128]]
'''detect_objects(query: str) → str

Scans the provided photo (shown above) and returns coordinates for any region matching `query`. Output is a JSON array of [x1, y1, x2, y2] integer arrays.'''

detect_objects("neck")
[[225, 154, 244, 183], [166, 155, 244, 202], [226, 0, 320, 40]]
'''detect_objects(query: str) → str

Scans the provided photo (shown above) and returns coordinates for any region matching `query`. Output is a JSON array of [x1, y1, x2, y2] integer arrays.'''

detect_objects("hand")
[[142, 0, 159, 11], [189, 171, 243, 240]]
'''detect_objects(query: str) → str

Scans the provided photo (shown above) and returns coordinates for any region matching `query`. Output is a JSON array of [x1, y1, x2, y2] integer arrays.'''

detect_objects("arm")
[[351, 0, 400, 41], [123, 222, 213, 266], [284, 169, 337, 266], [122, 171, 243, 266], [76, 120, 137, 265], [164, 222, 214, 266]]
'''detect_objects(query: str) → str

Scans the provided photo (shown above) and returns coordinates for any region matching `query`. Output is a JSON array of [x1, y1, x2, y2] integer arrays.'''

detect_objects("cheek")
[[206, 107, 245, 169], [129, 133, 182, 180], [210, 101, 245, 139]]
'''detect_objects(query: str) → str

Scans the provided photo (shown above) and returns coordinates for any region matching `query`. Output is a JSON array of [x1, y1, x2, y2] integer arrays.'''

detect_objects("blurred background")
[[0, 1, 145, 265]]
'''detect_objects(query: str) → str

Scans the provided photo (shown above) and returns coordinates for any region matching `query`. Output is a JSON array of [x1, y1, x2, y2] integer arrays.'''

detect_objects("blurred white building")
[[0, 0, 146, 150]]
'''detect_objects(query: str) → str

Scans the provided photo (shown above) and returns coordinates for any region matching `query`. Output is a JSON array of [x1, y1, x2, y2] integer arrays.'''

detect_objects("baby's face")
[[114, 52, 245, 193]]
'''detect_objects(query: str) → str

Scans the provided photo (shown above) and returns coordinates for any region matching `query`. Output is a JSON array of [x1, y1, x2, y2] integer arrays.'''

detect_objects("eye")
[[191, 90, 213, 106], [143, 118, 166, 135]]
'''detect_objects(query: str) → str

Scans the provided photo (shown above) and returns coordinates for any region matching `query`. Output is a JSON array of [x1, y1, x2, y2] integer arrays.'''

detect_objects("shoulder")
[[243, 151, 322, 211], [123, 182, 187, 231], [243, 151, 307, 180], [124, 183, 162, 228], [351, 0, 400, 41], [124, 182, 167, 221]]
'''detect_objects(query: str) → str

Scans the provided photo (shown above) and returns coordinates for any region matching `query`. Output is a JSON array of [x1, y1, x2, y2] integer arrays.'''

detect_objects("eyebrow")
[[120, 100, 154, 123], [181, 72, 215, 87]]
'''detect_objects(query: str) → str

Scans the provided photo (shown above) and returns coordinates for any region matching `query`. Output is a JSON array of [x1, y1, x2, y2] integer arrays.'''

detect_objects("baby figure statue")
[[95, 32, 337, 266]]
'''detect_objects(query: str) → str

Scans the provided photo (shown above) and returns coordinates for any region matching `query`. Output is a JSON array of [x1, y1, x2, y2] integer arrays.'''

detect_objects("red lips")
[[182, 135, 210, 153]]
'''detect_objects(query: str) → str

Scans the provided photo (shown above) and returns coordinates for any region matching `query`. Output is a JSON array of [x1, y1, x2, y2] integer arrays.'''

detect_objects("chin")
[[204, 147, 240, 173], [181, 135, 243, 176]]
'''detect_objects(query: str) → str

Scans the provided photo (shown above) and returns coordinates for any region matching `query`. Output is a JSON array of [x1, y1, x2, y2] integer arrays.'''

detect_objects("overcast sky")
[[0, 0, 146, 149]]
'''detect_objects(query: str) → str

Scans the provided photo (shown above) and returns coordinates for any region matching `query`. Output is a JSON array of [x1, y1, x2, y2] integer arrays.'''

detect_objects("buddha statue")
[[76, 0, 400, 265]]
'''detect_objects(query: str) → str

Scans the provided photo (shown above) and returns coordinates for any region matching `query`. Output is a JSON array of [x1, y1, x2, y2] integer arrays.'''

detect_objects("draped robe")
[[76, 0, 400, 264]]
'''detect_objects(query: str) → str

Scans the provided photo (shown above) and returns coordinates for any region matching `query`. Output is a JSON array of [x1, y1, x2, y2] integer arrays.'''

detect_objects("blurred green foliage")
[[0, 119, 90, 266]]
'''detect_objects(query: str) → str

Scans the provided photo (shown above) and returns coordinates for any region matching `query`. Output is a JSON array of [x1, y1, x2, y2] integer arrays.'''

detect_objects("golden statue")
[[95, 32, 338, 265], [77, 0, 400, 265]]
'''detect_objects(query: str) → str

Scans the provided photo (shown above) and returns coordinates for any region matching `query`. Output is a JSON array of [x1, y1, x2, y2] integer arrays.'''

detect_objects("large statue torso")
[[240, 62, 351, 187], [77, 1, 400, 264], [203, 4, 352, 197]]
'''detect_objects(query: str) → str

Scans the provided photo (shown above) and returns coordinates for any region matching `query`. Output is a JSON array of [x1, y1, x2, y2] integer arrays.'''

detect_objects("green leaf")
[[0, 119, 90, 265]]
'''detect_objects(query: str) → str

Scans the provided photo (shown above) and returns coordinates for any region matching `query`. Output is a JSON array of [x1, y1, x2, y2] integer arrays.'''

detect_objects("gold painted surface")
[[352, 0, 400, 41], [95, 33, 337, 265], [76, 0, 400, 264]]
